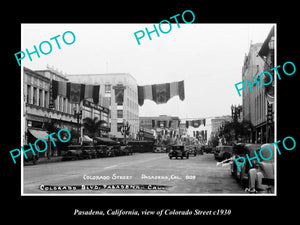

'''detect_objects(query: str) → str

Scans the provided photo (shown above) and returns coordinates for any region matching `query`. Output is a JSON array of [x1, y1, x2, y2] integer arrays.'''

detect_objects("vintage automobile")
[[62, 145, 83, 161], [188, 145, 197, 156], [214, 145, 234, 161], [126, 145, 133, 155], [82, 145, 97, 159], [259, 143, 275, 193], [231, 143, 262, 188], [106, 146, 116, 157], [202, 145, 212, 154], [153, 145, 167, 153], [120, 145, 133, 155], [94, 145, 109, 158], [23, 144, 39, 164], [112, 145, 124, 156], [169, 145, 189, 159]]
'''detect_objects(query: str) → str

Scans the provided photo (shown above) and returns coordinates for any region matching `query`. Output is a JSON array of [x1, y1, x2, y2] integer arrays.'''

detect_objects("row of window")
[[26, 84, 78, 114], [27, 85, 49, 108]]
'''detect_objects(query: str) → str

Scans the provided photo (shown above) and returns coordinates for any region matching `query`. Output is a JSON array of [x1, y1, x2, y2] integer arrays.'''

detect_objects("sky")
[[22, 23, 275, 119]]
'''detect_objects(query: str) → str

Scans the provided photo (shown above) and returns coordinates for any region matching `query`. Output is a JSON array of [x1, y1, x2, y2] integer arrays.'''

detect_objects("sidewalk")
[[24, 156, 63, 166]]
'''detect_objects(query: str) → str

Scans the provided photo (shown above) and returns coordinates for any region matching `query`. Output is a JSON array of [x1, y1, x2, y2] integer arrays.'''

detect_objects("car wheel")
[[169, 156, 172, 159], [223, 152, 231, 160], [186, 154, 189, 159]]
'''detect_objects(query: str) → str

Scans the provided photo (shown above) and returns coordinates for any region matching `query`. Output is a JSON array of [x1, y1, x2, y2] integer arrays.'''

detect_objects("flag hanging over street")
[[51, 80, 100, 104], [138, 80, 185, 106], [186, 119, 206, 128]]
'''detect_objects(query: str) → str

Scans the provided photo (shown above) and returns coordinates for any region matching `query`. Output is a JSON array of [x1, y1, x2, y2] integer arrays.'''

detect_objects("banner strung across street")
[[51, 80, 100, 104], [138, 80, 185, 106], [186, 119, 206, 128]]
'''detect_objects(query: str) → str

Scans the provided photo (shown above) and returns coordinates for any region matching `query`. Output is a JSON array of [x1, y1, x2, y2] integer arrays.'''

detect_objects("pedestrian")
[[246, 143, 274, 193]]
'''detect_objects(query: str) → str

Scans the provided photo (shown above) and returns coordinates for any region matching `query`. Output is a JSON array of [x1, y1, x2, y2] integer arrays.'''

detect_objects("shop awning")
[[95, 137, 117, 144], [28, 128, 49, 139], [83, 135, 93, 143]]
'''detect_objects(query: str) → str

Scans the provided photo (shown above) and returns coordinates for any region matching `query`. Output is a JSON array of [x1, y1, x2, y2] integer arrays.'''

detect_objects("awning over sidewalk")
[[28, 128, 49, 139], [83, 135, 93, 143], [95, 137, 117, 144]]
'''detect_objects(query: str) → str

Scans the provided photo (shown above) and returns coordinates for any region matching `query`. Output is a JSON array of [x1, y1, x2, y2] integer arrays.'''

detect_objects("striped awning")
[[28, 128, 49, 139]]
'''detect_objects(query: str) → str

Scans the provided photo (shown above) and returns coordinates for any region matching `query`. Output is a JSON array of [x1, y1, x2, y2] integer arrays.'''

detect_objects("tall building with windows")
[[23, 67, 78, 156], [66, 73, 139, 139], [242, 41, 270, 143], [23, 67, 110, 156]]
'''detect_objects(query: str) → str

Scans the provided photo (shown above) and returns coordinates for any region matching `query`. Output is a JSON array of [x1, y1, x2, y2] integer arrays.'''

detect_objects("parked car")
[[112, 145, 124, 156], [120, 145, 133, 155], [119, 146, 130, 155], [126, 145, 133, 155], [194, 145, 203, 155], [95, 145, 108, 158], [214, 145, 234, 161], [62, 145, 82, 161], [153, 145, 166, 153], [106, 146, 116, 157], [82, 145, 97, 159], [169, 145, 189, 159], [230, 143, 262, 188], [153, 146, 161, 153], [259, 143, 275, 193], [202, 145, 212, 154], [23, 144, 39, 164], [188, 145, 197, 156]]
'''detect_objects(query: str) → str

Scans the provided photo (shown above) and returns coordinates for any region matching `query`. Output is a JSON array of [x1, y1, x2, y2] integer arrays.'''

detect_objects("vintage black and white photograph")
[[21, 23, 276, 195]]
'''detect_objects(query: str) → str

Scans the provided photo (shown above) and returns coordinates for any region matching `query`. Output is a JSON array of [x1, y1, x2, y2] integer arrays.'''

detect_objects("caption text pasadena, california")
[[73, 208, 231, 216]]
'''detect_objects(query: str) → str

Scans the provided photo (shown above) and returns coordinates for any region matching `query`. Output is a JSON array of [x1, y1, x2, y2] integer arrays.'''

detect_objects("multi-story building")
[[257, 26, 275, 143], [23, 67, 78, 156], [211, 116, 232, 134], [66, 73, 139, 140], [242, 42, 270, 143], [23, 67, 110, 156], [183, 118, 212, 145]]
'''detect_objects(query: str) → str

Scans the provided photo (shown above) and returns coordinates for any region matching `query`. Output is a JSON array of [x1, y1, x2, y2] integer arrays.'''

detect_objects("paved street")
[[23, 153, 245, 194]]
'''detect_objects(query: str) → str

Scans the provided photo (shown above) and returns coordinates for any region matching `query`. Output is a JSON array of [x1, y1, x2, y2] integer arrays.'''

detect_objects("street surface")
[[23, 153, 245, 194]]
